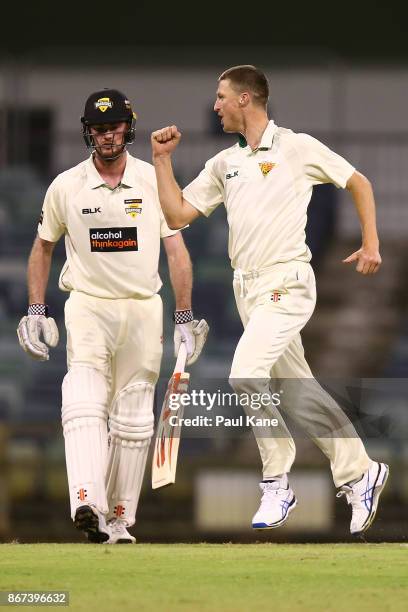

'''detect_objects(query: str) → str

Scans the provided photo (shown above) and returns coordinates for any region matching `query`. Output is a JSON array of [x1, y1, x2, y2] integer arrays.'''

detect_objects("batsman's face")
[[90, 122, 128, 159], [214, 79, 243, 133]]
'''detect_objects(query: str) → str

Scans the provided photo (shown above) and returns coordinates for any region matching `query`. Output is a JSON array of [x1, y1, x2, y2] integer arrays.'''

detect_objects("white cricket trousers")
[[65, 290, 163, 395], [229, 260, 371, 487], [62, 291, 163, 522]]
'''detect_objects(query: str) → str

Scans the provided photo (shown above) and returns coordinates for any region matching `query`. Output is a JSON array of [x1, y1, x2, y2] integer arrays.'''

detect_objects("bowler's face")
[[214, 79, 242, 133]]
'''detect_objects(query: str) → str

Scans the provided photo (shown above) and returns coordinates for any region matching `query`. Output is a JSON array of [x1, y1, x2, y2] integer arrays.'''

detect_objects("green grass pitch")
[[0, 543, 406, 611]]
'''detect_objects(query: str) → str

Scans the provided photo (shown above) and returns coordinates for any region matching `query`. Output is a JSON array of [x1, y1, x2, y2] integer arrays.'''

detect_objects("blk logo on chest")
[[82, 207, 101, 215]]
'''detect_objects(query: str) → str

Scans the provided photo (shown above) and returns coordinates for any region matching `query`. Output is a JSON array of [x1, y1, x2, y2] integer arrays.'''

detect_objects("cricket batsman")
[[17, 88, 208, 543], [151, 65, 388, 535]]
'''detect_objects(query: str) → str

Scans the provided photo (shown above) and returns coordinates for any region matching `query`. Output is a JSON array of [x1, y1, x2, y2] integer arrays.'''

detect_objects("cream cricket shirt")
[[183, 120, 355, 271], [38, 153, 177, 299]]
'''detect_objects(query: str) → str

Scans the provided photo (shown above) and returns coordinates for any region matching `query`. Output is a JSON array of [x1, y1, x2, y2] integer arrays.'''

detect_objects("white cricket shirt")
[[183, 120, 355, 271], [38, 152, 178, 299]]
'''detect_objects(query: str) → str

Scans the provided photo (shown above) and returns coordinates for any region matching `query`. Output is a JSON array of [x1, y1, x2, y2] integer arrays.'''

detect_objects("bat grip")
[[175, 341, 188, 373]]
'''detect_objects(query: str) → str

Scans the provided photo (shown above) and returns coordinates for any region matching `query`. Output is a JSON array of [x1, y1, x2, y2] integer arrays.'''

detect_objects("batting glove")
[[17, 304, 59, 361], [173, 309, 209, 365]]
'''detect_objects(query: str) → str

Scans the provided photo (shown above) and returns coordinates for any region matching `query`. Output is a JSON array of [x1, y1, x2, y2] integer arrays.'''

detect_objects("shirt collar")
[[85, 152, 134, 189], [238, 119, 277, 151]]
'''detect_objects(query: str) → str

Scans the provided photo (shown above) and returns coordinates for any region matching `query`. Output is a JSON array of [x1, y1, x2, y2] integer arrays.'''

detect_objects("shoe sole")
[[104, 537, 136, 545], [74, 505, 110, 543], [252, 496, 297, 530], [115, 538, 136, 544], [352, 462, 389, 535]]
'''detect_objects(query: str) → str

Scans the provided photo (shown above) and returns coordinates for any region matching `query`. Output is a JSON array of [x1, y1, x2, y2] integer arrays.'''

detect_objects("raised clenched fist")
[[151, 125, 182, 158]]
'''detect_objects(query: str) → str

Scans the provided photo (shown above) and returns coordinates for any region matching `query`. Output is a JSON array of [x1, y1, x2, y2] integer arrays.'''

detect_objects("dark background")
[[2, 2, 408, 61]]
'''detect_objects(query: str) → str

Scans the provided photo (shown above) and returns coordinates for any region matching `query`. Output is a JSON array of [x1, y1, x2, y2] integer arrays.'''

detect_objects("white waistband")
[[233, 268, 268, 298], [234, 269, 259, 281], [233, 262, 295, 281], [233, 261, 306, 298]]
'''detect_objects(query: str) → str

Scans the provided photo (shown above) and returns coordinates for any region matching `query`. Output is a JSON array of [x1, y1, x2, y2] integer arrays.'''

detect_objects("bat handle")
[[175, 341, 188, 372]]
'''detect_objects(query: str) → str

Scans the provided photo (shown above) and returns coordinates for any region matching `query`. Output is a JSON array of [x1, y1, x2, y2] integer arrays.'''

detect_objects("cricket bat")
[[152, 342, 189, 489]]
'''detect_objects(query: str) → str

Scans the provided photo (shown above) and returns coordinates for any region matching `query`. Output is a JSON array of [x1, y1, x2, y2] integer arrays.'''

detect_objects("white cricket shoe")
[[252, 477, 297, 530], [336, 461, 389, 535], [74, 504, 110, 543], [106, 519, 136, 544]]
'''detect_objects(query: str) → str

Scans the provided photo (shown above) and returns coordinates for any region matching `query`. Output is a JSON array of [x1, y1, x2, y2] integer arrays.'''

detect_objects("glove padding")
[[17, 315, 59, 361], [174, 319, 209, 366]]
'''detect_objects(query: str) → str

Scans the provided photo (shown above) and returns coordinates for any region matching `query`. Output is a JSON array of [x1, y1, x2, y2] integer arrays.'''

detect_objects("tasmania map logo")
[[259, 162, 276, 176]]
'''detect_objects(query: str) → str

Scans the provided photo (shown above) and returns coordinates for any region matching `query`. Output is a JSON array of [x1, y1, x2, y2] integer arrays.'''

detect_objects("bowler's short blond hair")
[[218, 65, 269, 107]]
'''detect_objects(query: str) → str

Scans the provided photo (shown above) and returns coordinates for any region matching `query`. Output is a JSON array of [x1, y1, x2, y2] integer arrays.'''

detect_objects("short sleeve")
[[37, 179, 66, 242], [298, 133, 355, 189], [159, 208, 180, 238], [182, 157, 224, 217]]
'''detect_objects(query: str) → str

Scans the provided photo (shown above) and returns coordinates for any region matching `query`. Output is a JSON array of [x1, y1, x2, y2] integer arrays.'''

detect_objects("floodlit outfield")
[[0, 543, 406, 611]]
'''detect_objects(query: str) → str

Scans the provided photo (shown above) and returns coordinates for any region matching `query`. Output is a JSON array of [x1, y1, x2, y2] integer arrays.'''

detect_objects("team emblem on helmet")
[[259, 162, 276, 176], [94, 97, 113, 112]]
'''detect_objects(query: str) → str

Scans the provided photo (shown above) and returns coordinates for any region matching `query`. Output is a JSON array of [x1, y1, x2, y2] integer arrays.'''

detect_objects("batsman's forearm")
[[153, 155, 187, 229], [167, 249, 193, 311], [27, 237, 54, 304]]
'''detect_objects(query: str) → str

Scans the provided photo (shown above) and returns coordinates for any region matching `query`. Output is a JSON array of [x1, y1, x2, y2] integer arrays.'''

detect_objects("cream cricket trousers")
[[229, 261, 371, 487], [63, 290, 162, 522], [65, 290, 163, 396]]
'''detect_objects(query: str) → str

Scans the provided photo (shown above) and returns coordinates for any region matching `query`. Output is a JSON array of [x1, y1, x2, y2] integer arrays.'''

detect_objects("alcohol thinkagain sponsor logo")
[[89, 227, 138, 252]]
